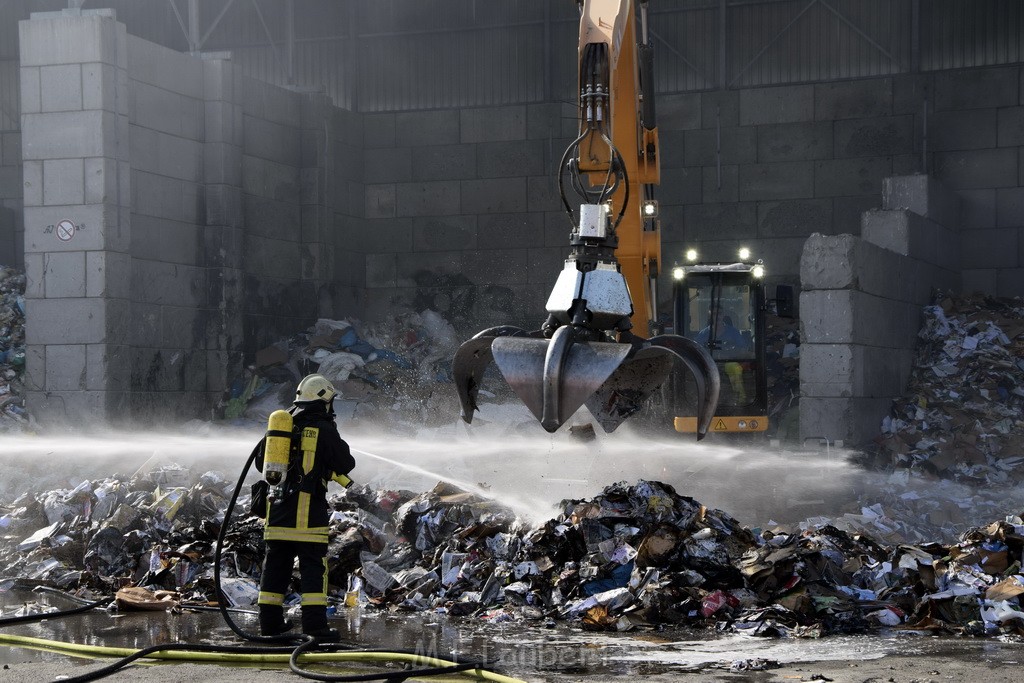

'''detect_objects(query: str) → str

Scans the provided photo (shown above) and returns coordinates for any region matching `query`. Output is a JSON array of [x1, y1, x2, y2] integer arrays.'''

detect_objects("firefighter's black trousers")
[[258, 540, 329, 615]]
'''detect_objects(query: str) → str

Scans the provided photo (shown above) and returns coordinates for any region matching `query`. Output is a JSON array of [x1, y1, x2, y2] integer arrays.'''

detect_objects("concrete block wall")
[[202, 55, 245, 403], [640, 69, 1022, 317], [237, 71, 311, 352], [360, 102, 573, 334], [653, 80, 914, 299], [798, 175, 962, 445], [323, 103, 364, 321], [125, 34, 208, 418], [0, 60, 21, 266], [357, 70, 1021, 334], [19, 9, 356, 426]]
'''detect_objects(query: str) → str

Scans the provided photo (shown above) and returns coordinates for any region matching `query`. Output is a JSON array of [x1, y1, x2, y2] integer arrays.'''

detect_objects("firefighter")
[[255, 373, 355, 640]]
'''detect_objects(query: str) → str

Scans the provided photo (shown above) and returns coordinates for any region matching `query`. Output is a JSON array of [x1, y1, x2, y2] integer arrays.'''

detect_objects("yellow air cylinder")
[[263, 410, 293, 485]]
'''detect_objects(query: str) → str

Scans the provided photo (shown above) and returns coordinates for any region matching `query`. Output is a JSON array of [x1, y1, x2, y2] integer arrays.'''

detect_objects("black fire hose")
[[213, 443, 306, 645], [213, 438, 503, 682], [0, 595, 109, 627], [288, 638, 485, 683], [47, 641, 301, 683]]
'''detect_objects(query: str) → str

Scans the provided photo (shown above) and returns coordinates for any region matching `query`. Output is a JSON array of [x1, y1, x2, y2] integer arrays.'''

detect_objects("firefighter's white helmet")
[[294, 374, 337, 404]]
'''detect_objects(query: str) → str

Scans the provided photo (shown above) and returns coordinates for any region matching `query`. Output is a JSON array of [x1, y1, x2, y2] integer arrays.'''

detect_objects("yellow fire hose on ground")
[[0, 632, 526, 683]]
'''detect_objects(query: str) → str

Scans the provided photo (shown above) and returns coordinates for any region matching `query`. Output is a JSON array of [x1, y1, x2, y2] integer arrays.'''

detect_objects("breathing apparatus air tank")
[[263, 410, 294, 496]]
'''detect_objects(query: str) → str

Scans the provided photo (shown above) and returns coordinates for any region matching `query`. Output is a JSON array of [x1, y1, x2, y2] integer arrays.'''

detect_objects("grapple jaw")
[[453, 325, 720, 438], [490, 325, 629, 432], [452, 325, 533, 422]]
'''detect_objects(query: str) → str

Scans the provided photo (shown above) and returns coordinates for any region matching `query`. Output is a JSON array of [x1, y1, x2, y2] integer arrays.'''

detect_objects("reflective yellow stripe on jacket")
[[264, 525, 330, 542]]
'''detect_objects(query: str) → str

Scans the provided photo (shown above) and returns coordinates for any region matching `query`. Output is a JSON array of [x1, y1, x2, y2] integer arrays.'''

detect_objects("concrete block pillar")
[[202, 56, 245, 398], [20, 9, 131, 425]]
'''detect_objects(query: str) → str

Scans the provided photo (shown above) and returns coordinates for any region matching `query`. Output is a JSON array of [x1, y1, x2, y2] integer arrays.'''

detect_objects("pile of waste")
[[223, 312, 461, 427], [0, 266, 27, 431], [0, 464, 256, 604], [333, 479, 1024, 637], [797, 468, 1024, 547], [3, 472, 1024, 639], [877, 293, 1024, 486]]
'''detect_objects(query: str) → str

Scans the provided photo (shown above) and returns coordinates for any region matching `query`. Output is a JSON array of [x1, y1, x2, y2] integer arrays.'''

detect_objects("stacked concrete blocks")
[[799, 175, 962, 445], [20, 9, 132, 425], [18, 9, 358, 426], [125, 33, 210, 419]]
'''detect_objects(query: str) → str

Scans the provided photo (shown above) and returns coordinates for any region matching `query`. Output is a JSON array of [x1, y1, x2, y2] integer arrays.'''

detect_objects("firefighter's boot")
[[258, 605, 293, 637], [301, 605, 339, 642]]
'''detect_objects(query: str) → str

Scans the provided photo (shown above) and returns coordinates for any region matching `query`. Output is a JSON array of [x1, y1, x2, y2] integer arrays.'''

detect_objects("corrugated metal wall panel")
[[355, 0, 550, 35], [0, 0, 1022, 113], [101, 0, 190, 51], [0, 5, 22, 60], [204, 0, 274, 49], [0, 0, 66, 59], [726, 0, 911, 88], [921, 0, 1023, 70], [651, 6, 719, 92]]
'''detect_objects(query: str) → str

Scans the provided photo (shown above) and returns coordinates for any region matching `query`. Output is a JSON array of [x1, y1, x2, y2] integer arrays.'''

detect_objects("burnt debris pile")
[[225, 312, 461, 427], [0, 266, 26, 431], [878, 293, 1024, 485], [3, 474, 1024, 638]]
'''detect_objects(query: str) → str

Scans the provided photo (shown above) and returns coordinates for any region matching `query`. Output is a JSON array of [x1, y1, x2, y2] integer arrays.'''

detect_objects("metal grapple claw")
[[647, 334, 721, 438], [583, 334, 720, 437], [491, 325, 630, 432], [453, 325, 532, 423], [453, 322, 720, 438]]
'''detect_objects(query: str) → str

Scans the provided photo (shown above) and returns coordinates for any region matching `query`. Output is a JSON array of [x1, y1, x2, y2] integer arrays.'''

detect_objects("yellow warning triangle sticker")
[[714, 419, 727, 430]]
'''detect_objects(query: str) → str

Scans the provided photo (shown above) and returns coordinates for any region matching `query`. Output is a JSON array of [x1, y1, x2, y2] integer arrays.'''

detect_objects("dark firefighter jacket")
[[254, 405, 355, 543]]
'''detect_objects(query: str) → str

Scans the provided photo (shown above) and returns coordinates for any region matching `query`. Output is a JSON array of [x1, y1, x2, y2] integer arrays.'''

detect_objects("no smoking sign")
[[55, 219, 76, 242]]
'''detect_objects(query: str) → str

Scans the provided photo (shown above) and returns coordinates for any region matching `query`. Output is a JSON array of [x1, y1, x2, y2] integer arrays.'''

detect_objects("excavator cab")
[[671, 253, 769, 435]]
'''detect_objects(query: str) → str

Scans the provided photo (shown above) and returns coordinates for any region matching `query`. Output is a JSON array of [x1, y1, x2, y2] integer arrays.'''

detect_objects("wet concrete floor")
[[2, 592, 1023, 682]]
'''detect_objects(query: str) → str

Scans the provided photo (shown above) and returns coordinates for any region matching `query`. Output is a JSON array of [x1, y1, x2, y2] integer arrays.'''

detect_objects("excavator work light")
[[685, 249, 698, 262], [672, 267, 684, 280], [738, 247, 751, 261], [642, 200, 659, 217], [752, 264, 765, 279]]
